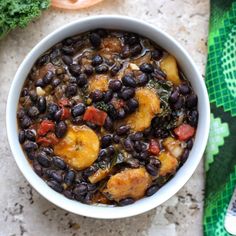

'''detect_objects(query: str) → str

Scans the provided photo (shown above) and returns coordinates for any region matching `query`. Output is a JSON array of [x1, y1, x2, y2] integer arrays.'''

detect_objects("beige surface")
[[0, 0, 209, 235]]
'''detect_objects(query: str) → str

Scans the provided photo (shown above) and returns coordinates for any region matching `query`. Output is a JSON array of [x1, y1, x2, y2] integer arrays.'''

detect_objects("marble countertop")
[[0, 0, 209, 235]]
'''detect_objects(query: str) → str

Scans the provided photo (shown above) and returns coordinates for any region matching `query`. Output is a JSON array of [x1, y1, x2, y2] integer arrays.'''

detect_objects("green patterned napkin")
[[204, 0, 236, 235]]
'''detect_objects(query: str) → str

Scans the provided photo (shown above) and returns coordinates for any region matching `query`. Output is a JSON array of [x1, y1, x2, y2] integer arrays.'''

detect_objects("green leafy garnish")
[[94, 101, 110, 112], [0, 0, 50, 39]]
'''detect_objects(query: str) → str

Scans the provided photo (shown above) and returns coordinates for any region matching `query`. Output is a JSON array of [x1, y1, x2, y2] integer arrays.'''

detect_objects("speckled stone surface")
[[0, 0, 209, 235]]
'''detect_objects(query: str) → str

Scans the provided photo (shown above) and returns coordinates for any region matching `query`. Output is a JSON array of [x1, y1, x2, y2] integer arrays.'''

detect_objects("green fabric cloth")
[[204, 0, 236, 235]]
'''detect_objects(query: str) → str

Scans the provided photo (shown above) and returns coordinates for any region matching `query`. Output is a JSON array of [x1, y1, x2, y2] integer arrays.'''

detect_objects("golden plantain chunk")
[[158, 151, 178, 177], [88, 74, 109, 92], [160, 55, 181, 86], [54, 125, 99, 170], [125, 88, 160, 132], [103, 167, 152, 201]]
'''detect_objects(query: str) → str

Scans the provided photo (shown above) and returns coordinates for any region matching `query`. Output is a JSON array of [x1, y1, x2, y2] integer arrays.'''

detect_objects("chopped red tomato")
[[37, 120, 55, 136], [174, 124, 195, 141], [61, 107, 70, 120], [58, 98, 70, 107], [37, 133, 59, 146], [83, 106, 107, 126], [148, 139, 160, 155]]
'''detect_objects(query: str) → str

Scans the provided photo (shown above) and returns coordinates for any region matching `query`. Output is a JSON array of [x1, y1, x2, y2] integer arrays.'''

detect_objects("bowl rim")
[[6, 15, 210, 219]]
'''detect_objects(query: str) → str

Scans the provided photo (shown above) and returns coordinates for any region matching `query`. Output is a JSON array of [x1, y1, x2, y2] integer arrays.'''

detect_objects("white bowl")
[[6, 15, 210, 219]]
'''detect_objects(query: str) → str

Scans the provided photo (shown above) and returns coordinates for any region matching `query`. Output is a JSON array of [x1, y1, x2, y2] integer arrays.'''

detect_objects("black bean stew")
[[17, 29, 198, 206]]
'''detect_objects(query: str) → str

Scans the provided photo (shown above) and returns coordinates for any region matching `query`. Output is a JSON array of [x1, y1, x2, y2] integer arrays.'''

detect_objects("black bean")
[[107, 104, 118, 120], [87, 183, 97, 192], [17, 109, 26, 119], [65, 84, 77, 97], [62, 46, 75, 55], [121, 45, 131, 58], [126, 158, 140, 168], [19, 130, 25, 144], [119, 198, 135, 206], [109, 79, 122, 92], [145, 164, 158, 176], [62, 55, 73, 65], [92, 55, 103, 66], [63, 190, 74, 199], [97, 149, 108, 161], [33, 161, 43, 176], [95, 64, 109, 74], [138, 151, 149, 161], [52, 78, 61, 87], [37, 54, 49, 66], [37, 151, 51, 167], [122, 75, 136, 87], [95, 28, 107, 37], [123, 138, 133, 152], [90, 90, 103, 102], [55, 121, 67, 138], [130, 44, 142, 56], [76, 73, 87, 87], [83, 65, 94, 76], [47, 103, 59, 119], [41, 147, 54, 155], [101, 135, 113, 148], [187, 110, 198, 127], [73, 184, 88, 195], [49, 170, 63, 183], [151, 49, 163, 61], [129, 132, 143, 141], [179, 84, 190, 95], [37, 96, 46, 113], [154, 129, 169, 139], [54, 109, 62, 121], [72, 103, 86, 117], [146, 185, 159, 196], [140, 63, 154, 73], [103, 90, 113, 103], [116, 125, 130, 136], [187, 139, 193, 150], [103, 116, 113, 131], [186, 94, 198, 108], [110, 63, 122, 76], [117, 108, 126, 119], [153, 68, 167, 79], [20, 116, 32, 129], [53, 156, 66, 170], [64, 170, 75, 185], [107, 146, 115, 156], [173, 97, 184, 110], [43, 71, 54, 85], [181, 149, 190, 163], [134, 141, 143, 153], [169, 90, 179, 103], [69, 64, 81, 76], [120, 87, 135, 100], [89, 33, 101, 48], [126, 98, 138, 113], [83, 166, 98, 178], [35, 78, 45, 87], [137, 74, 149, 86], [28, 106, 39, 118], [25, 129, 36, 141], [124, 34, 139, 45], [149, 157, 161, 167], [21, 88, 28, 97], [113, 134, 120, 143], [47, 180, 63, 193], [71, 116, 83, 125]]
